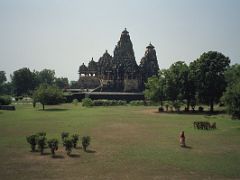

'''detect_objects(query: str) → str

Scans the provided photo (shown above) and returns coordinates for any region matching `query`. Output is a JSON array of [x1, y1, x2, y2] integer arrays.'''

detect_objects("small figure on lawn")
[[179, 131, 186, 147]]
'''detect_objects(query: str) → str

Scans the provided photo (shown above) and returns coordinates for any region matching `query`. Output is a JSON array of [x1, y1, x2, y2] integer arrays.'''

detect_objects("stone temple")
[[78, 29, 159, 92]]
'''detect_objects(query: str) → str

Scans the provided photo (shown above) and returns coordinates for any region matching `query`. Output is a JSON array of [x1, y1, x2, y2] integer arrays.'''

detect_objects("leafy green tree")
[[11, 68, 37, 96], [82, 136, 91, 152], [63, 137, 73, 156], [55, 77, 69, 89], [162, 62, 194, 111], [144, 71, 166, 106], [222, 82, 240, 119], [37, 136, 46, 155], [0, 71, 7, 85], [191, 51, 230, 112], [47, 139, 59, 157], [222, 64, 240, 119], [33, 84, 65, 110], [0, 82, 13, 95], [70, 81, 79, 89], [37, 69, 55, 85], [71, 134, 79, 148], [26, 134, 38, 152], [224, 64, 240, 86]]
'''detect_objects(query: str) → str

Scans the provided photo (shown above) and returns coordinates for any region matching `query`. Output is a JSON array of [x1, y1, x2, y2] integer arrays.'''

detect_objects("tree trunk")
[[210, 100, 214, 113], [186, 99, 190, 111], [42, 104, 45, 110]]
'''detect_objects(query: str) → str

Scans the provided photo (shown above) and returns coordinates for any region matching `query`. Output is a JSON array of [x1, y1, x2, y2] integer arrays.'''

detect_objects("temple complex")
[[78, 29, 159, 92]]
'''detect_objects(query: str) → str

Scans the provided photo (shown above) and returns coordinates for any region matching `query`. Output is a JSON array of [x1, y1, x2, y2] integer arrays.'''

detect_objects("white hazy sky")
[[0, 0, 240, 81]]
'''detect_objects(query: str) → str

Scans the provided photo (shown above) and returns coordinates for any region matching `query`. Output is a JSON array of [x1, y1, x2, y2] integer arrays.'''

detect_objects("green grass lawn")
[[0, 103, 240, 180]]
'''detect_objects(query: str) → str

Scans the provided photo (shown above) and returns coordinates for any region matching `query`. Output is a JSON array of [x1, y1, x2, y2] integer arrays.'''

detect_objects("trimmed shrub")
[[0, 95, 12, 105], [63, 137, 73, 155], [61, 132, 69, 142], [82, 98, 93, 107], [47, 139, 58, 157], [71, 134, 79, 148], [37, 136, 46, 155], [82, 136, 91, 152], [36, 132, 46, 137], [129, 100, 145, 106], [26, 134, 38, 152], [92, 99, 127, 106], [72, 99, 79, 106]]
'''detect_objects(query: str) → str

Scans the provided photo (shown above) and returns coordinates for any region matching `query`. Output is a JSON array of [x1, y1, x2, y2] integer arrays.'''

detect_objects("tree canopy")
[[11, 68, 37, 96], [33, 84, 65, 110]]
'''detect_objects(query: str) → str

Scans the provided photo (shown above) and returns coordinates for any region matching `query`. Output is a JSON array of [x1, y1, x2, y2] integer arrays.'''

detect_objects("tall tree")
[[11, 68, 37, 96], [191, 51, 230, 112], [144, 70, 166, 106], [37, 69, 55, 85], [55, 77, 69, 89], [0, 71, 7, 95], [164, 61, 194, 109], [222, 64, 240, 119], [0, 71, 7, 85]]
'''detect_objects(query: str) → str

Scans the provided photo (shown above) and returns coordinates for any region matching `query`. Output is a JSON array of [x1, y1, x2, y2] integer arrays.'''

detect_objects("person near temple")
[[179, 131, 186, 147]]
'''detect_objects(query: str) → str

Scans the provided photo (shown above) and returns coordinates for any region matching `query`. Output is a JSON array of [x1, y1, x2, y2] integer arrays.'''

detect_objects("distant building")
[[78, 29, 159, 92]]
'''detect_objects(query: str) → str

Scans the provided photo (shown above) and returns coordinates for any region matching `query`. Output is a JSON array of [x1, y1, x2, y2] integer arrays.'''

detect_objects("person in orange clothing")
[[180, 131, 186, 147]]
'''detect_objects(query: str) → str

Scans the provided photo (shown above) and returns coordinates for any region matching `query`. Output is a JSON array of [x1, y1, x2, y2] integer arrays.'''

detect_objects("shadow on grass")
[[68, 154, 80, 158], [75, 146, 82, 150], [39, 108, 69, 112], [156, 110, 226, 116], [52, 155, 64, 159], [85, 149, 96, 153], [181, 145, 192, 149], [41, 152, 51, 155]]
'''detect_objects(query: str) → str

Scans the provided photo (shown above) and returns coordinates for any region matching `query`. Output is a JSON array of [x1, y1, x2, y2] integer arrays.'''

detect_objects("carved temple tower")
[[78, 29, 159, 92]]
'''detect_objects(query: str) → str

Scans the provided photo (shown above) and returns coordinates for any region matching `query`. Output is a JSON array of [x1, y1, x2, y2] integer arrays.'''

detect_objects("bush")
[[0, 95, 12, 105], [26, 134, 38, 152], [129, 100, 145, 106], [47, 139, 58, 157], [71, 134, 79, 148], [72, 99, 79, 106], [82, 136, 91, 152], [198, 106, 204, 112], [37, 136, 46, 155], [61, 132, 69, 141], [63, 137, 73, 155], [36, 132, 46, 137], [92, 99, 127, 106], [82, 98, 93, 107]]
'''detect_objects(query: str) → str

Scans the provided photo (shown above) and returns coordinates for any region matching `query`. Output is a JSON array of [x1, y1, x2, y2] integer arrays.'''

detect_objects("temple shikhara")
[[78, 29, 159, 92]]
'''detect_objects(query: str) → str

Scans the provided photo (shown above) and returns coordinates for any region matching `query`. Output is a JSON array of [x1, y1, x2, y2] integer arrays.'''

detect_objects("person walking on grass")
[[180, 131, 186, 147]]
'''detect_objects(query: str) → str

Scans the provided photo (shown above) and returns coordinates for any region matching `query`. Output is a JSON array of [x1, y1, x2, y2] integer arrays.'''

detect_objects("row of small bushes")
[[81, 98, 162, 107], [82, 98, 127, 107], [158, 106, 205, 112], [129, 100, 145, 106], [0, 95, 12, 105], [26, 132, 91, 157]]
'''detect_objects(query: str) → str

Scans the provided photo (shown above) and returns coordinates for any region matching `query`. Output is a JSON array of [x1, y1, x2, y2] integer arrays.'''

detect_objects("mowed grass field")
[[0, 104, 240, 180]]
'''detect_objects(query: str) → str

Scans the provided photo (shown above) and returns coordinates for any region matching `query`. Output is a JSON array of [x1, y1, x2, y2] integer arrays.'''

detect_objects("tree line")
[[0, 68, 72, 96], [144, 51, 240, 118]]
